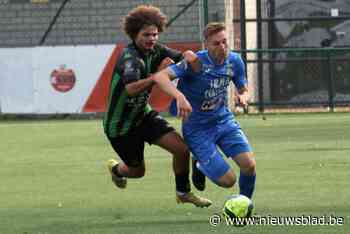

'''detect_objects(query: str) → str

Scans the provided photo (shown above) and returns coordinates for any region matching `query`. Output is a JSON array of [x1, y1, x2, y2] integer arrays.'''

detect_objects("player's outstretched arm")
[[182, 50, 201, 73], [125, 77, 155, 97], [157, 57, 175, 71], [152, 69, 192, 120]]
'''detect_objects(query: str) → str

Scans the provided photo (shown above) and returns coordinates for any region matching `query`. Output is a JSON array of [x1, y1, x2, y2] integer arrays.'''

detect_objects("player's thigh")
[[217, 124, 252, 160], [139, 111, 188, 156], [140, 111, 177, 145], [154, 130, 189, 156], [107, 134, 145, 168], [182, 125, 217, 162], [184, 126, 235, 184], [195, 150, 232, 184]]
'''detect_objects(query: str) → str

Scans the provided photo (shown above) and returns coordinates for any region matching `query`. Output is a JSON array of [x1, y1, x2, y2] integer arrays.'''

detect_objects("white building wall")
[[0, 45, 114, 113]]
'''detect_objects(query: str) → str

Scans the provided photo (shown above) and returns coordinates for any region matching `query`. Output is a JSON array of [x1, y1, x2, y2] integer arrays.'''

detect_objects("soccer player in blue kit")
[[151, 22, 256, 199]]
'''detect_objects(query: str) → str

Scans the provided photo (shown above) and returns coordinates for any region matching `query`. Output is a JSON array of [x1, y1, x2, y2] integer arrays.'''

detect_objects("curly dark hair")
[[123, 5, 167, 40]]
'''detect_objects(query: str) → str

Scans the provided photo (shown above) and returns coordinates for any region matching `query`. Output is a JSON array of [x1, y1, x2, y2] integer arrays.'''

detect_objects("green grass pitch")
[[0, 113, 349, 234]]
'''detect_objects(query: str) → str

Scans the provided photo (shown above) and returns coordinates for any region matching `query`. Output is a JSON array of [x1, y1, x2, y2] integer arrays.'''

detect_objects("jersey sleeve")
[[168, 59, 191, 79], [232, 54, 247, 90], [159, 44, 183, 63], [120, 58, 142, 84]]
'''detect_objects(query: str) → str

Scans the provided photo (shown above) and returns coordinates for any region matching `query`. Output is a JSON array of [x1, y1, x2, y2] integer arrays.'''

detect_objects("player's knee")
[[217, 172, 236, 188], [174, 150, 191, 167], [167, 140, 189, 160], [241, 159, 256, 175], [220, 179, 236, 188], [177, 146, 190, 159]]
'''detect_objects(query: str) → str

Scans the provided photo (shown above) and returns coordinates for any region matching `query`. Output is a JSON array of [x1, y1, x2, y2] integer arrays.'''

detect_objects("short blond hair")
[[203, 22, 226, 40]]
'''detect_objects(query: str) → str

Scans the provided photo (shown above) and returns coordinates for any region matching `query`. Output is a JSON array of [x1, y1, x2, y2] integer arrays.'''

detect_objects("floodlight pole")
[[166, 0, 198, 28], [39, 0, 70, 45]]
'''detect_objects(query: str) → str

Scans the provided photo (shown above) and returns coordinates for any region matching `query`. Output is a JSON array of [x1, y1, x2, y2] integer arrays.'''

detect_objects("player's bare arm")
[[237, 86, 249, 107], [125, 77, 155, 97], [152, 68, 192, 120], [126, 56, 177, 97], [157, 57, 175, 71], [159, 51, 201, 73]]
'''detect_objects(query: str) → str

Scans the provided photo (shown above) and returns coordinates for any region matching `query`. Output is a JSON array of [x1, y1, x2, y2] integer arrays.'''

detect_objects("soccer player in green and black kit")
[[103, 5, 211, 207]]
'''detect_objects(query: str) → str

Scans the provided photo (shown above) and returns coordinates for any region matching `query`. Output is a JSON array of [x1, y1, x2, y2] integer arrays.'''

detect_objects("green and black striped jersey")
[[103, 42, 183, 137]]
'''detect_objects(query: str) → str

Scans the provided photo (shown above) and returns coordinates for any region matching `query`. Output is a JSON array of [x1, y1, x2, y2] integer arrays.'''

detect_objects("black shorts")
[[107, 111, 175, 167]]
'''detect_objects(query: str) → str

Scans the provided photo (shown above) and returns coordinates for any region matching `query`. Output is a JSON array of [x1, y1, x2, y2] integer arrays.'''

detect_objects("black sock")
[[112, 165, 124, 177], [175, 173, 191, 193]]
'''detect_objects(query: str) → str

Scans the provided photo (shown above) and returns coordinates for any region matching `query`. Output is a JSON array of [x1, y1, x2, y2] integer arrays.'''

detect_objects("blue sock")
[[239, 171, 256, 199]]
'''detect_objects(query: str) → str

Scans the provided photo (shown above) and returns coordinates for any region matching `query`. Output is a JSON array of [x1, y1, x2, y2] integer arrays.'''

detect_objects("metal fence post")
[[240, 0, 247, 71], [326, 49, 335, 112], [256, 0, 264, 113]]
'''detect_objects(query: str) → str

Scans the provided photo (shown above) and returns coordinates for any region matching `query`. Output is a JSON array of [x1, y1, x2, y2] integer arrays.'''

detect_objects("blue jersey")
[[169, 50, 247, 127]]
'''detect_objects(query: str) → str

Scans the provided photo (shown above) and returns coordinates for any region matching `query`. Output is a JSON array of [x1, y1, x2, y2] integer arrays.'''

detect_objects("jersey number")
[[201, 98, 221, 111]]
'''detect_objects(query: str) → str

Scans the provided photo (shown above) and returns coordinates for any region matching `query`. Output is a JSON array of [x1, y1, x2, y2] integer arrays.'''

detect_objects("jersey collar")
[[206, 50, 228, 66], [131, 41, 156, 59]]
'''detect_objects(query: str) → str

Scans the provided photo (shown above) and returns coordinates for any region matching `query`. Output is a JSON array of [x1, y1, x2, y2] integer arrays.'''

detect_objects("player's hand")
[[175, 94, 192, 121], [157, 57, 175, 71], [237, 92, 249, 108], [183, 50, 201, 73]]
